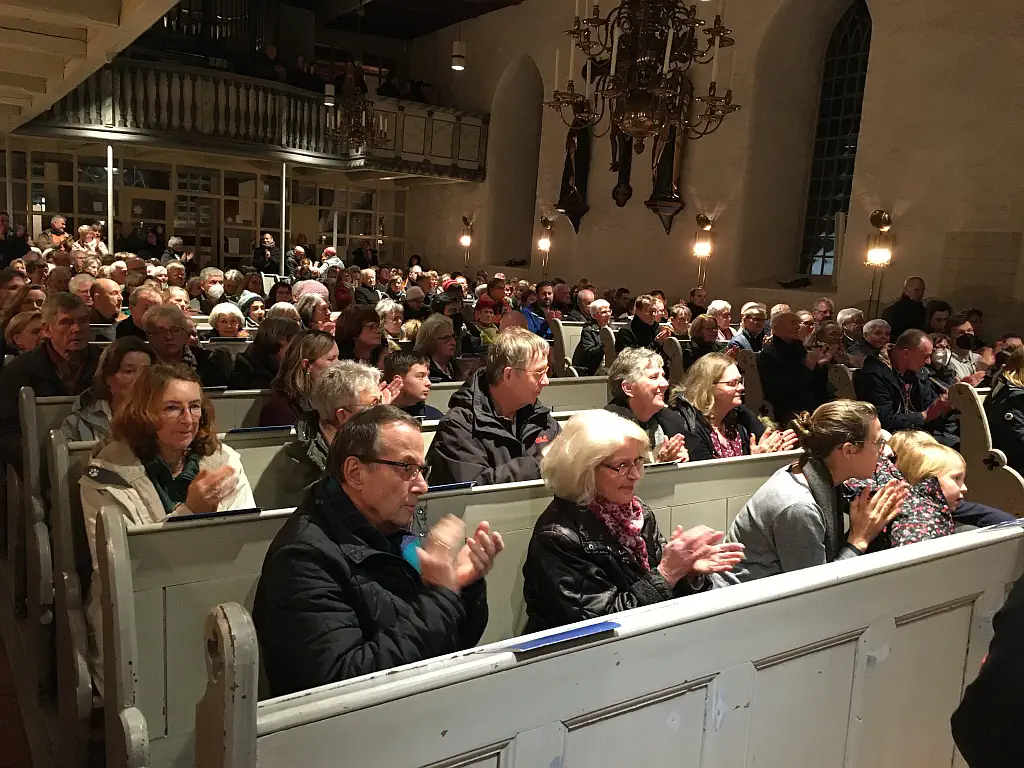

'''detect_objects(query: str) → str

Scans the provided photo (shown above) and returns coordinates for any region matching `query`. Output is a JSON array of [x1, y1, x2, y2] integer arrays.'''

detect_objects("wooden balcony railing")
[[23, 60, 487, 182]]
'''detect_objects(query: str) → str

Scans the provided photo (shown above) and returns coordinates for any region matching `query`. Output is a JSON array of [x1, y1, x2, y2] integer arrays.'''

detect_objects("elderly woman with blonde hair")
[[415, 312, 458, 383], [521, 409, 744, 633]]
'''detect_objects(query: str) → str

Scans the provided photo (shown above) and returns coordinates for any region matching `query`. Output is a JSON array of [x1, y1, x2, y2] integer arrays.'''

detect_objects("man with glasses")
[[0, 294, 100, 474], [253, 405, 504, 696], [143, 305, 231, 388], [427, 327, 561, 486]]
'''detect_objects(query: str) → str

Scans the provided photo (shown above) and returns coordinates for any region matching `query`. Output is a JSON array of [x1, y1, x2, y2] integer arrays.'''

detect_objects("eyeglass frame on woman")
[[359, 457, 431, 481], [853, 436, 888, 450], [599, 456, 646, 476]]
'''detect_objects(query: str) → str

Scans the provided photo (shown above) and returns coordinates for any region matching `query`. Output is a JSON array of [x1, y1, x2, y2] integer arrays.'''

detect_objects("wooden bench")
[[736, 350, 770, 420], [829, 364, 858, 400], [425, 376, 610, 413], [195, 525, 1024, 768], [949, 382, 1024, 516], [92, 449, 798, 768]]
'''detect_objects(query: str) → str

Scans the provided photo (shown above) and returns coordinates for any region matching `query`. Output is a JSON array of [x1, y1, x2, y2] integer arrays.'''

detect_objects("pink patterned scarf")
[[588, 496, 649, 571]]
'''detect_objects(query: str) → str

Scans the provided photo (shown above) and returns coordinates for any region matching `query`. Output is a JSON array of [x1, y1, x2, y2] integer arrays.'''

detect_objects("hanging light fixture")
[[452, 22, 467, 71], [323, 84, 336, 107], [865, 209, 894, 317], [545, 1, 741, 150], [324, 85, 389, 150]]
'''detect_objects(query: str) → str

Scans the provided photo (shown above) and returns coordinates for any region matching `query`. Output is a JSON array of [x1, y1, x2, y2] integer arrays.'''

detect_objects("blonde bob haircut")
[[541, 410, 650, 505], [886, 429, 937, 462], [674, 352, 735, 419], [895, 442, 965, 486]]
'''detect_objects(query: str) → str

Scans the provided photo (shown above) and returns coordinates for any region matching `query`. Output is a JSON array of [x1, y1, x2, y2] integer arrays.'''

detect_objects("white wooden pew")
[[93, 450, 797, 768], [829, 364, 858, 400], [736, 349, 771, 420], [196, 525, 1024, 768], [425, 376, 609, 413], [949, 382, 1024, 516]]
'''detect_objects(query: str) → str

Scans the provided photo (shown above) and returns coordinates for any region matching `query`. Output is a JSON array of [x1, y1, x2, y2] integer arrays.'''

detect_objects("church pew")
[[549, 318, 582, 377], [829, 364, 858, 400], [735, 349, 771, 420], [195, 525, 1024, 768], [425, 376, 609, 413], [663, 336, 685, 387], [948, 382, 1024, 516], [93, 449, 798, 768]]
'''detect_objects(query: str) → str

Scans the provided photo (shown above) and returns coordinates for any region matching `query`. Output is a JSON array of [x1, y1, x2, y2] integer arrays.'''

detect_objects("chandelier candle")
[[662, 29, 674, 75], [554, 48, 560, 91]]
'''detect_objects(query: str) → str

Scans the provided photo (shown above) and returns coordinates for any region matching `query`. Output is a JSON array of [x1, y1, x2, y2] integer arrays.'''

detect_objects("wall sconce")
[[323, 84, 336, 107], [693, 214, 713, 285], [865, 210, 894, 318], [459, 215, 474, 268], [538, 215, 555, 277]]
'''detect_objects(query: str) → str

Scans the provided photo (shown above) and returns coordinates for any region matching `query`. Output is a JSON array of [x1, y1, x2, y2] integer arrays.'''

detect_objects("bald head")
[[576, 288, 595, 316], [904, 276, 925, 302], [770, 311, 801, 342], [91, 278, 123, 319]]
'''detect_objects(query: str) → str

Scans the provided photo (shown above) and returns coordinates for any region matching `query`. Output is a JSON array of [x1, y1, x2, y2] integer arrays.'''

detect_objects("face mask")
[[931, 348, 951, 368], [206, 283, 225, 300], [955, 333, 975, 351]]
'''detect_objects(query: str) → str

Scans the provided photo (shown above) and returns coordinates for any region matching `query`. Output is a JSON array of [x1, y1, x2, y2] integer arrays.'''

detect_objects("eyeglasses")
[[162, 403, 203, 420], [343, 394, 383, 414], [600, 457, 646, 476], [517, 366, 549, 380], [716, 377, 744, 388], [362, 323, 381, 333], [854, 436, 888, 451], [149, 327, 186, 339], [362, 458, 431, 482], [437, 334, 457, 343]]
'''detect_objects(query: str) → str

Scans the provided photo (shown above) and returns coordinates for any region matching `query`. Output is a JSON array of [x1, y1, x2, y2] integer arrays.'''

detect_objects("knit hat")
[[475, 295, 497, 311], [405, 286, 425, 301], [442, 278, 458, 291], [322, 246, 337, 257], [291, 279, 329, 301]]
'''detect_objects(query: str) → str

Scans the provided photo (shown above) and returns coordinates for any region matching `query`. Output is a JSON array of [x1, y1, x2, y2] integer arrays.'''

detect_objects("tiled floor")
[[0, 633, 32, 768]]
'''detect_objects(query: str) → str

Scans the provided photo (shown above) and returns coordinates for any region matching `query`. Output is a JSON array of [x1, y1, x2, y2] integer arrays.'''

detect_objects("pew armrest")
[[108, 706, 149, 768], [55, 571, 95, 768], [984, 449, 1009, 470], [195, 603, 259, 768]]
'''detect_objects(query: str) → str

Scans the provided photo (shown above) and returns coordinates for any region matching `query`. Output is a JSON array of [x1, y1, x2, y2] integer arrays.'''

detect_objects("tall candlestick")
[[662, 28, 674, 75], [610, 25, 620, 76], [554, 48, 561, 92], [710, 35, 721, 84]]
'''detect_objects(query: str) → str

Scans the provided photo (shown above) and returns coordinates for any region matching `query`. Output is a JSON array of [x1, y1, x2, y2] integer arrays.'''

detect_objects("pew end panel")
[[949, 382, 1024, 516], [217, 527, 1024, 768], [829, 364, 857, 401], [736, 350, 771, 421], [599, 326, 617, 370]]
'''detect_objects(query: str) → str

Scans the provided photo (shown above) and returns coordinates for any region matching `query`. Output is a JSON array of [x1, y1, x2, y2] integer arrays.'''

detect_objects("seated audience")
[[402, 285, 430, 321], [807, 320, 854, 367], [670, 353, 798, 461], [261, 329, 338, 427], [4, 310, 43, 356], [80, 364, 255, 691], [415, 313, 458, 383], [985, 346, 1024, 476], [668, 304, 691, 340], [294, 292, 333, 334], [60, 337, 155, 442], [0, 294, 100, 473], [837, 308, 864, 353], [882, 276, 927, 338], [164, 286, 191, 316], [727, 304, 767, 353], [228, 318, 300, 391], [726, 401, 907, 581], [354, 268, 383, 305], [685, 286, 708, 319], [683, 314, 727, 369], [707, 300, 735, 341], [377, 298, 404, 351], [521, 410, 743, 633], [89, 278, 123, 340], [253, 406, 502, 696], [266, 280, 293, 307], [46, 266, 71, 294], [384, 352, 444, 420], [572, 298, 612, 375], [336, 304, 387, 368], [190, 267, 228, 314], [945, 311, 986, 385], [266, 301, 301, 324], [925, 300, 953, 335], [68, 274, 94, 307], [925, 333, 957, 389], [117, 286, 162, 340], [853, 329, 956, 445], [427, 328, 561, 486], [240, 295, 265, 329], [889, 435, 964, 545], [851, 318, 890, 365], [758, 312, 830, 425], [564, 287, 595, 323], [812, 297, 835, 324], [615, 294, 667, 353], [143, 305, 232, 388], [604, 348, 690, 462], [464, 295, 499, 354], [795, 310, 816, 341]]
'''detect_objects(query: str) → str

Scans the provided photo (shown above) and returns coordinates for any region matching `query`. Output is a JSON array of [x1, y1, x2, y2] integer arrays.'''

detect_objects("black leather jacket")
[[522, 496, 709, 634]]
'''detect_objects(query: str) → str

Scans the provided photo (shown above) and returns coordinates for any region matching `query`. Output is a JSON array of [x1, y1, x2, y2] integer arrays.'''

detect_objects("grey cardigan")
[[726, 458, 861, 582], [60, 389, 113, 444]]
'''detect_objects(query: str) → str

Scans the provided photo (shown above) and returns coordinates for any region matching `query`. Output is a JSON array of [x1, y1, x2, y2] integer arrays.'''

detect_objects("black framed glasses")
[[600, 457, 646, 477], [362, 458, 431, 482]]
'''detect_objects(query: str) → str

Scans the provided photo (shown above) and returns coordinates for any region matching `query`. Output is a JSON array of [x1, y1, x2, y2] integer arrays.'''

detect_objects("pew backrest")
[[198, 525, 1024, 768], [95, 448, 797, 768], [600, 326, 617, 370], [425, 376, 609, 414], [663, 336, 685, 387], [949, 382, 1024, 516], [829, 364, 858, 400], [735, 349, 770, 419]]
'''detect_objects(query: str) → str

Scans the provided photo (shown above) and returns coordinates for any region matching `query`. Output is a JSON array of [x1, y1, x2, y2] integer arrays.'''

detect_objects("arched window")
[[799, 0, 872, 276]]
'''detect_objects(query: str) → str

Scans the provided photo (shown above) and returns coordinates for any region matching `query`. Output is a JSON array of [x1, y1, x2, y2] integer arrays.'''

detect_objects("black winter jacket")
[[881, 294, 927, 339], [952, 570, 1024, 768], [252, 244, 282, 274], [758, 338, 828, 425], [426, 369, 561, 487], [253, 478, 488, 697], [228, 344, 280, 390], [604, 398, 690, 449], [522, 496, 709, 633], [571, 321, 605, 375], [852, 354, 956, 445], [615, 315, 661, 354], [670, 398, 765, 462], [985, 378, 1024, 475]]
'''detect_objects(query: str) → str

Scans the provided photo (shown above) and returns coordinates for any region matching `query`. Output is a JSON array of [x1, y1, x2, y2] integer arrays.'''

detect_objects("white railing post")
[[279, 162, 286, 278]]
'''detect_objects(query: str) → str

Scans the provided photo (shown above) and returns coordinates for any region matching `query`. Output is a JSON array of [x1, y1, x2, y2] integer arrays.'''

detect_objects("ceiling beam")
[[0, 71, 47, 94], [0, 26, 88, 58], [0, 0, 119, 28]]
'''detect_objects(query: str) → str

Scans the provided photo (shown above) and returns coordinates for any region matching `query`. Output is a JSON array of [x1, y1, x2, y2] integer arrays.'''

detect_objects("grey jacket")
[[725, 458, 861, 582], [60, 388, 113, 443]]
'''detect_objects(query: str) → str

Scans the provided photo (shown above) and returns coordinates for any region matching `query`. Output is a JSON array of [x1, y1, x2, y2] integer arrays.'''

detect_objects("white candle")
[[585, 56, 592, 99], [569, 37, 576, 84], [554, 48, 561, 92], [610, 25, 620, 76], [662, 28, 674, 75], [711, 35, 721, 84], [575, 0, 580, 19], [718, 0, 725, 24], [728, 50, 736, 93]]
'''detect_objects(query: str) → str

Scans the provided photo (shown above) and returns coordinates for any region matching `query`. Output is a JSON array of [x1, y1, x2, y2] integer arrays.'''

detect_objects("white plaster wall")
[[407, 0, 1024, 334]]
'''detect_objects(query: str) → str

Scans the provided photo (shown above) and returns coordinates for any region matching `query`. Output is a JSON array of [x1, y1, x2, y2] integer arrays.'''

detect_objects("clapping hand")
[[185, 465, 238, 514], [655, 433, 689, 463], [657, 525, 745, 587], [750, 428, 799, 455], [455, 521, 505, 588], [379, 375, 404, 405], [655, 325, 672, 342], [418, 515, 465, 592], [847, 479, 909, 551]]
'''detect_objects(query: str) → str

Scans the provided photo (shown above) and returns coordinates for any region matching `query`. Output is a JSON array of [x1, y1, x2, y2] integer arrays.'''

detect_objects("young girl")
[[887, 442, 966, 546]]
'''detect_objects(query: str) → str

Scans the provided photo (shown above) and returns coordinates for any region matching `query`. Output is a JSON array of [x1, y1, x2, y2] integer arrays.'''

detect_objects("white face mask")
[[206, 283, 225, 300]]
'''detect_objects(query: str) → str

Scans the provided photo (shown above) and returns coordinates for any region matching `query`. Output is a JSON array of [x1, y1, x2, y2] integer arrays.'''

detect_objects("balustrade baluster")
[[183, 73, 193, 133], [170, 72, 180, 131], [256, 89, 266, 141], [246, 85, 255, 140], [216, 79, 227, 137], [228, 83, 237, 138], [133, 69, 145, 130]]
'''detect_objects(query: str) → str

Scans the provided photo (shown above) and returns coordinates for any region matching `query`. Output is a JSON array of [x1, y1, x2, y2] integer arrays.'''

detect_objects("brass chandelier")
[[324, 85, 389, 150], [545, 0, 741, 149]]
